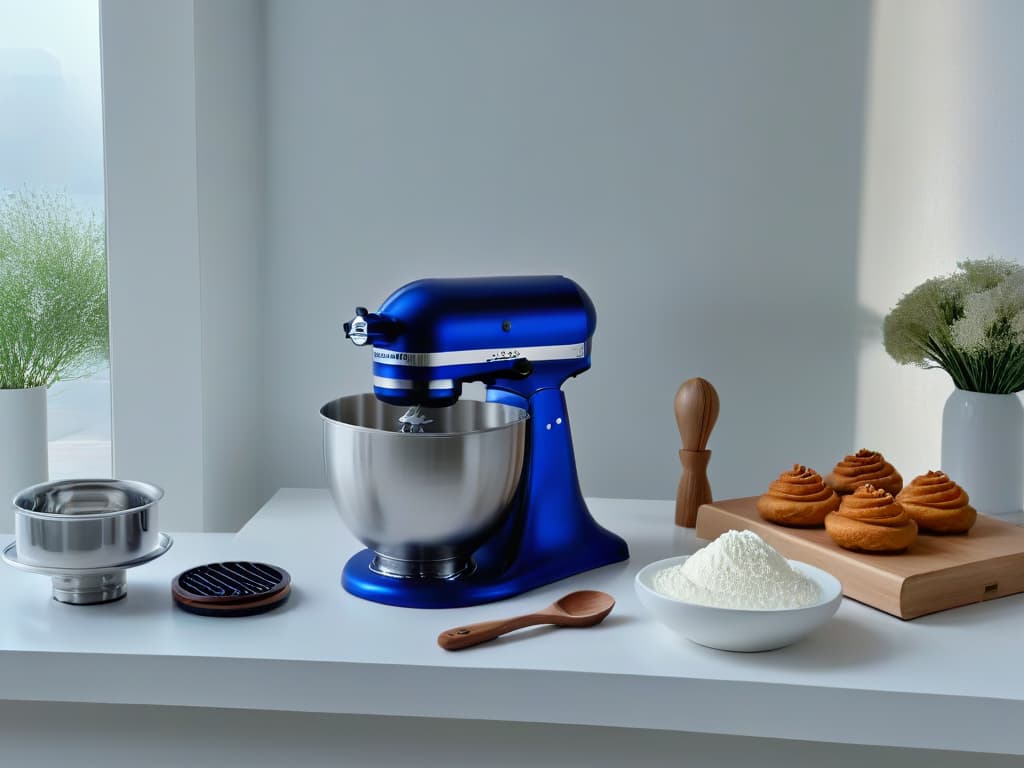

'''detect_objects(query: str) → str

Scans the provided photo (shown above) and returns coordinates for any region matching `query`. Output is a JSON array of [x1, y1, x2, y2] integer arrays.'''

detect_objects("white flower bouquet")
[[883, 259, 1024, 394]]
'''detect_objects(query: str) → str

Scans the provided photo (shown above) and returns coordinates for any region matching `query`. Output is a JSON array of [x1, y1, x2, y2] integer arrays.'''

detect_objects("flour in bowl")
[[653, 530, 821, 609]]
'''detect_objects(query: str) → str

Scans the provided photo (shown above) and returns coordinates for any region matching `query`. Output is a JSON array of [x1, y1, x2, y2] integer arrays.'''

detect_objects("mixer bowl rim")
[[14, 478, 165, 521], [319, 395, 529, 437]]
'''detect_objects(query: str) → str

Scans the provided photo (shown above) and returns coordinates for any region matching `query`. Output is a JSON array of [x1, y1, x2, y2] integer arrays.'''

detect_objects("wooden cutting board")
[[696, 497, 1024, 619]]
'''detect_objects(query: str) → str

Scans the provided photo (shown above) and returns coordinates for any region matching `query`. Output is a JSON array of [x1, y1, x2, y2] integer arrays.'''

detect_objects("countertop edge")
[[0, 651, 1019, 755]]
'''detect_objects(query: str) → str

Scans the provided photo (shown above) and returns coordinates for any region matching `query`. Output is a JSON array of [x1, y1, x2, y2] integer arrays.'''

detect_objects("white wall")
[[101, 0, 1024, 526], [193, 0, 270, 530], [263, 0, 872, 501], [102, 0, 206, 529], [102, 0, 267, 530], [855, 0, 1024, 477]]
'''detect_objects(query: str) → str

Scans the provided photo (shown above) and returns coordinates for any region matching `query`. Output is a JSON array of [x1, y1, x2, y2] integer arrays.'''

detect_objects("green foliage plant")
[[0, 190, 108, 389], [883, 259, 1024, 394]]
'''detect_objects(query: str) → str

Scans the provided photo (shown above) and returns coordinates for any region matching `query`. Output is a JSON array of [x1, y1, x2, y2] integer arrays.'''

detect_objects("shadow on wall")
[[263, 0, 875, 501], [854, 1, 1024, 480]]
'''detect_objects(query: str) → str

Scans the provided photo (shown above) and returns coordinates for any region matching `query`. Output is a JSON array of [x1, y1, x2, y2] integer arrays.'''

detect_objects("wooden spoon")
[[437, 590, 615, 651]]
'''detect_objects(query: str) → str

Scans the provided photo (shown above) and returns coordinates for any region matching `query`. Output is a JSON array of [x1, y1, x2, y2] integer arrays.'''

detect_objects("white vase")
[[941, 389, 1024, 518], [0, 387, 48, 527]]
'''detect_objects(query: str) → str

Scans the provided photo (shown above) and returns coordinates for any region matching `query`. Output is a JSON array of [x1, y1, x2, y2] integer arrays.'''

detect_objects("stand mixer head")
[[342, 275, 594, 407], [323, 275, 629, 608]]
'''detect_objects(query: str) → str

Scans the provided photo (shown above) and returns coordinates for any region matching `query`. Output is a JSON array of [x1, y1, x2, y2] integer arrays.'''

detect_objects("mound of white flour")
[[652, 530, 820, 609]]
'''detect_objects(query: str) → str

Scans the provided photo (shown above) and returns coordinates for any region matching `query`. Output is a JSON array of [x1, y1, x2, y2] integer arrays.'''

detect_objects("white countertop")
[[1, 489, 1022, 754]]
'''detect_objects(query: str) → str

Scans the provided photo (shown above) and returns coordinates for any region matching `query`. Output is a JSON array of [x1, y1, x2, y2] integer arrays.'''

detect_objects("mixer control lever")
[[344, 307, 396, 347]]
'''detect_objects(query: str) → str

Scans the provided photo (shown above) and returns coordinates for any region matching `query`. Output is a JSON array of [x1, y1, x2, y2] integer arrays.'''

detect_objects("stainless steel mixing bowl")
[[321, 393, 528, 578], [14, 479, 164, 569]]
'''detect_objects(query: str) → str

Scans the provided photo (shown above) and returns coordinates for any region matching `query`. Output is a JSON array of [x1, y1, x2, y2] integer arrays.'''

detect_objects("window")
[[0, 0, 110, 478]]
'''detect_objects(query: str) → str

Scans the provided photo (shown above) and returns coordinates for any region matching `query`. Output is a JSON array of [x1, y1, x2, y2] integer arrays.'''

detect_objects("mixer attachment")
[[397, 405, 434, 433]]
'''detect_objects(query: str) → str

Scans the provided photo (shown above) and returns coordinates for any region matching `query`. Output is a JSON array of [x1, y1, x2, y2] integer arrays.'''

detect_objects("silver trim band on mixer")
[[373, 376, 456, 391], [373, 342, 586, 368]]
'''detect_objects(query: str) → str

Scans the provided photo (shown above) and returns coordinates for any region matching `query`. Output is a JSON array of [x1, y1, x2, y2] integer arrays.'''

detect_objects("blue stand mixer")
[[321, 275, 629, 608]]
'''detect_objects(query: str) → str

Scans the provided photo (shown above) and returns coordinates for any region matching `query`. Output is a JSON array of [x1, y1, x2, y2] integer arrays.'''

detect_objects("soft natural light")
[[0, 0, 110, 479]]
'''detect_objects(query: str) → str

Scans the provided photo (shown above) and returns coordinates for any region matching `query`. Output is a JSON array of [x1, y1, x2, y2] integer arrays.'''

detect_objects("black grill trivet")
[[172, 562, 291, 617]]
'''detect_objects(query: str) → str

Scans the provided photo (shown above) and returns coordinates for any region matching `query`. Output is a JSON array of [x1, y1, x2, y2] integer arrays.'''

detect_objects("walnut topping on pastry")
[[825, 449, 903, 496], [896, 470, 977, 534], [757, 464, 839, 527], [825, 484, 918, 553]]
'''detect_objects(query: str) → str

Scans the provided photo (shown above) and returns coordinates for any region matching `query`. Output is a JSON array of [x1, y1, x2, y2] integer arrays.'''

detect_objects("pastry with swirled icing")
[[896, 470, 977, 534], [825, 484, 918, 552], [825, 449, 903, 496], [757, 465, 840, 527]]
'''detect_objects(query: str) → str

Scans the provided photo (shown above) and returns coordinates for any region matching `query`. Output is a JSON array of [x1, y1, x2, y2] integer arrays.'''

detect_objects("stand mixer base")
[[342, 525, 629, 609]]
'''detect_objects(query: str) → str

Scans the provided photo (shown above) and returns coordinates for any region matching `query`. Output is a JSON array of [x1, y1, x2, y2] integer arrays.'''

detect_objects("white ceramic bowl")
[[634, 555, 842, 652]]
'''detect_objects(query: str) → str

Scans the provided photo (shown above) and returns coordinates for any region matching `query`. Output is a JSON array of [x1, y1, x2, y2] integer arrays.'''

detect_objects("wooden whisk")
[[674, 377, 719, 527]]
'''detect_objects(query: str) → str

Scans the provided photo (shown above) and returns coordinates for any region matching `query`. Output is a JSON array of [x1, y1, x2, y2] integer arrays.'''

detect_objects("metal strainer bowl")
[[6, 478, 170, 604]]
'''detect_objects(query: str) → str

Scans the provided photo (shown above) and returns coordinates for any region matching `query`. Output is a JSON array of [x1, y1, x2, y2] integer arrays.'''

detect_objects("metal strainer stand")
[[2, 534, 173, 604]]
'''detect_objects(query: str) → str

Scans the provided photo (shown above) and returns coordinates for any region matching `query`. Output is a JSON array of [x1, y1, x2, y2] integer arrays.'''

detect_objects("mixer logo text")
[[373, 350, 430, 366], [486, 350, 520, 362]]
